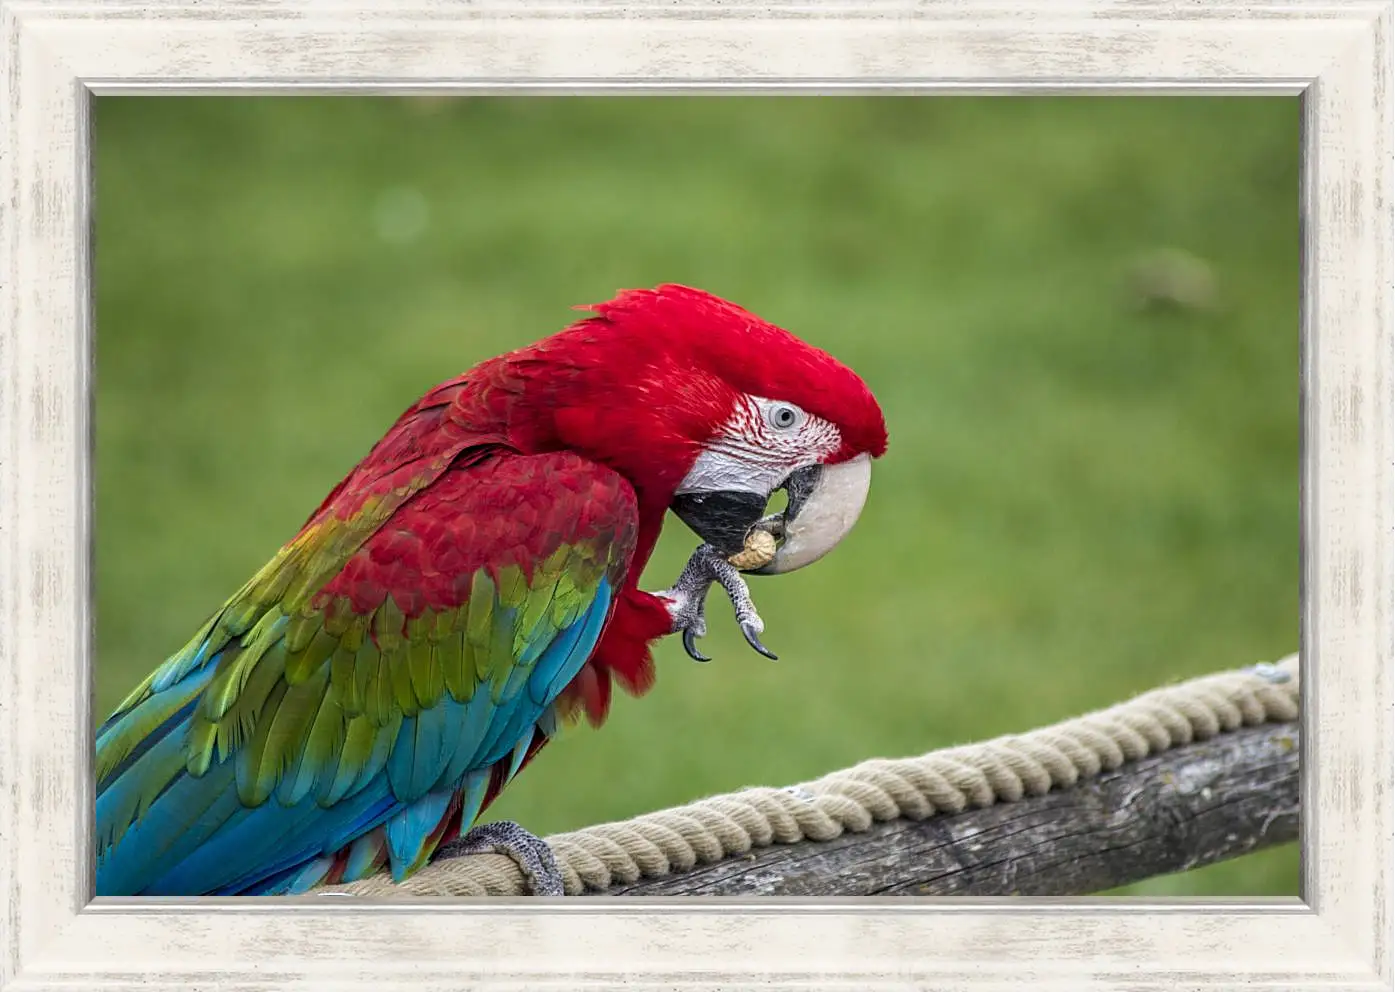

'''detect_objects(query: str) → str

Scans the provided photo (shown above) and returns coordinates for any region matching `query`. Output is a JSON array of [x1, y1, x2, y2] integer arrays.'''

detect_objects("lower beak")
[[753, 453, 873, 575], [670, 489, 771, 559]]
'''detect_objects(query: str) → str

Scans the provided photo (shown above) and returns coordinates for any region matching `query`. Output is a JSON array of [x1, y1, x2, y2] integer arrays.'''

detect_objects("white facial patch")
[[676, 395, 842, 496]]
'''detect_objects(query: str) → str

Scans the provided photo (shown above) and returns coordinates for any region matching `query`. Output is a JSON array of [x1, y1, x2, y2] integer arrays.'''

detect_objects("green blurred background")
[[94, 96, 1300, 897]]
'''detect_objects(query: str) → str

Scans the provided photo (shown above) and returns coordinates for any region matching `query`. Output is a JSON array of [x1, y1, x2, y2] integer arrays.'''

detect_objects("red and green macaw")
[[95, 285, 888, 896]]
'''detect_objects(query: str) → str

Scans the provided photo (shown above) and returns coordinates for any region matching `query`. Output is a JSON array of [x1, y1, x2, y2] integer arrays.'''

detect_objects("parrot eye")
[[768, 404, 804, 431]]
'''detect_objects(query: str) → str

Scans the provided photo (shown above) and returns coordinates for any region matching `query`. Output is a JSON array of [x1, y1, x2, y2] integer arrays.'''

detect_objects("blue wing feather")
[[96, 576, 618, 896], [385, 787, 456, 878]]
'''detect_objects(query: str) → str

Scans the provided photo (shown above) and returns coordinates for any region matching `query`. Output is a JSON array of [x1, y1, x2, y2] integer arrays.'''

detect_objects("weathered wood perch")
[[589, 721, 1299, 896]]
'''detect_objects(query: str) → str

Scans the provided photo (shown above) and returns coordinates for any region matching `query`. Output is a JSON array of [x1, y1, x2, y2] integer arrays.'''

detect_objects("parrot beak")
[[751, 453, 873, 575], [670, 453, 874, 569]]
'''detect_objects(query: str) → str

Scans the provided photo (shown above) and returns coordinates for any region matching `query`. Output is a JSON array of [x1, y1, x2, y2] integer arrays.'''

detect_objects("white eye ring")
[[767, 404, 804, 431]]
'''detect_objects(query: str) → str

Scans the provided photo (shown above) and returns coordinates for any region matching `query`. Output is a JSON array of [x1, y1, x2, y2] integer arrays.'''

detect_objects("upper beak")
[[752, 453, 872, 575], [670, 453, 874, 573]]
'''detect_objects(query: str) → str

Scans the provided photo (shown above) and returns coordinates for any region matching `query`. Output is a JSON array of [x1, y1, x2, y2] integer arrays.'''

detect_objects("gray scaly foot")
[[659, 543, 776, 662], [450, 820, 565, 896]]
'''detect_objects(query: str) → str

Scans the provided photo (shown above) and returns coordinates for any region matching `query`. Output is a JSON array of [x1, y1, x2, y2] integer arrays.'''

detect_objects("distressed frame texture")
[[1, 1, 1391, 989]]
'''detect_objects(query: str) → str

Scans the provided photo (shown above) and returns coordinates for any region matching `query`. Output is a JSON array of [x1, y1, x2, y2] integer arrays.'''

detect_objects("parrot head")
[[543, 284, 888, 574]]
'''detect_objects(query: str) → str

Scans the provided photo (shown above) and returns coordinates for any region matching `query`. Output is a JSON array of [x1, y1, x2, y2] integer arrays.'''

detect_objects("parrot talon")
[[449, 820, 565, 896], [752, 512, 786, 541], [706, 552, 776, 659], [740, 621, 778, 661], [660, 559, 713, 663], [682, 627, 712, 663], [659, 544, 775, 661]]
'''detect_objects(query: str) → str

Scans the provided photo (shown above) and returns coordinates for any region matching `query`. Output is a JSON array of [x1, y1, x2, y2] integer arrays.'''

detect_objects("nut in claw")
[[726, 527, 779, 571]]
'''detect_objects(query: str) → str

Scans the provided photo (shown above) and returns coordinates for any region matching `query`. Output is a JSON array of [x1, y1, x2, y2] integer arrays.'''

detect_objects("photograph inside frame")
[[91, 95, 1299, 899]]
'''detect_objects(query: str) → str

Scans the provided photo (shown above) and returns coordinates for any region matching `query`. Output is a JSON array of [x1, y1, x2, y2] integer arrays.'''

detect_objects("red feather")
[[313, 451, 638, 619], [294, 284, 885, 729]]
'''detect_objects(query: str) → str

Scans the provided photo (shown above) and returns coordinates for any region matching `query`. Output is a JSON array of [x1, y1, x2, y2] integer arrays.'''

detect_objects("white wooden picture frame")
[[2, 1, 1390, 988]]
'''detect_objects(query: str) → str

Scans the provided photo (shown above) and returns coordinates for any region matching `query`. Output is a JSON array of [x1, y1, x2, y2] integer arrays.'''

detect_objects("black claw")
[[740, 622, 778, 661], [683, 627, 711, 663]]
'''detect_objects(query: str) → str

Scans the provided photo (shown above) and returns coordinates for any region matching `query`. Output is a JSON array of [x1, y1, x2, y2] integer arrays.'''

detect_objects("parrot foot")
[[451, 820, 566, 896], [660, 544, 776, 663]]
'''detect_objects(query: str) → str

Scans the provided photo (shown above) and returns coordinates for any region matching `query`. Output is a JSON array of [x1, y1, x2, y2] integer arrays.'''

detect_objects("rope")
[[318, 653, 1300, 897]]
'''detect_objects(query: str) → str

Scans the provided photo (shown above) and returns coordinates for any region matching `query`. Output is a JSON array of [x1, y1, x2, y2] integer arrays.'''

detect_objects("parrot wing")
[[94, 447, 638, 895]]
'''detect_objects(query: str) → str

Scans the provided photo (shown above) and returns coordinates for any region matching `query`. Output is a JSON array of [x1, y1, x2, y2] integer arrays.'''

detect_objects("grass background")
[[94, 96, 1300, 896]]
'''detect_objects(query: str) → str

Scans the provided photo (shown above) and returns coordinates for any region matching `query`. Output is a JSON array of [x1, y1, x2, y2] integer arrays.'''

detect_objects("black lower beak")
[[670, 490, 769, 558]]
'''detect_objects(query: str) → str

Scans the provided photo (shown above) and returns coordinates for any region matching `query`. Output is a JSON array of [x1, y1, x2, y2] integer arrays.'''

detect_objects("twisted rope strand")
[[319, 654, 1300, 897]]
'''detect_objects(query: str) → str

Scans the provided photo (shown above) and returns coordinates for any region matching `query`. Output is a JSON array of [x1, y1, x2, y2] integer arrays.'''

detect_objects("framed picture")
[[2, 1, 1389, 988]]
